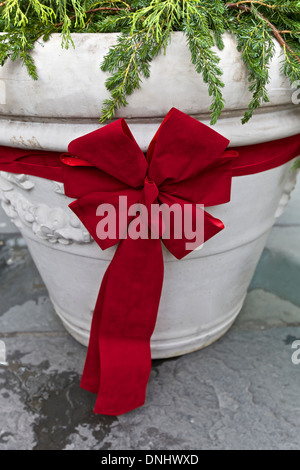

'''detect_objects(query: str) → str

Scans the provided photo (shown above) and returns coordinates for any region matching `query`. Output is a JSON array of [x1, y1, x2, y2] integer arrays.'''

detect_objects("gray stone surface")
[[1, 328, 300, 450], [0, 178, 299, 450]]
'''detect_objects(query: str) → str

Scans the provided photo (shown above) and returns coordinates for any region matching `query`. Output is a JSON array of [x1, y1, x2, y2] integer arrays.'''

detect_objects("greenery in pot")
[[0, 0, 299, 128]]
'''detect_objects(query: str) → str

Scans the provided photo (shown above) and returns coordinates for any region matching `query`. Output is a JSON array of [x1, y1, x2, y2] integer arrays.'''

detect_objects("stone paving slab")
[[1, 326, 300, 450], [233, 289, 300, 330], [0, 236, 299, 450], [249, 246, 300, 308], [0, 205, 18, 234]]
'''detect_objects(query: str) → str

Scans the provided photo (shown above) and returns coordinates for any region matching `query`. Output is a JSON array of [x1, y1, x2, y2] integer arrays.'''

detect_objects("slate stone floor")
[[0, 181, 299, 451]]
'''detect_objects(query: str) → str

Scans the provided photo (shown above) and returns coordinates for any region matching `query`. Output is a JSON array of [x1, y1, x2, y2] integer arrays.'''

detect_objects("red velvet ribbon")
[[0, 108, 299, 415], [62, 108, 239, 415]]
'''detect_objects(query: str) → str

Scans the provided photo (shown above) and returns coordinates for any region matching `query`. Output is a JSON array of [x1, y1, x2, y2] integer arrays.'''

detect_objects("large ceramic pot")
[[0, 32, 299, 358]]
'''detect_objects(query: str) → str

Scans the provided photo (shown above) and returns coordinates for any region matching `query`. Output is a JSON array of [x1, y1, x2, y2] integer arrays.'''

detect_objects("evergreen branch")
[[227, 6, 277, 123], [183, 12, 225, 124], [226, 2, 300, 64], [101, 37, 143, 121], [100, 28, 161, 122], [227, 1, 300, 12]]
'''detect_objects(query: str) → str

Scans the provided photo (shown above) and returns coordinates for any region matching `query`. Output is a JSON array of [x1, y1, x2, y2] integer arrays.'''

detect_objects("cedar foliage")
[[0, 0, 299, 126]]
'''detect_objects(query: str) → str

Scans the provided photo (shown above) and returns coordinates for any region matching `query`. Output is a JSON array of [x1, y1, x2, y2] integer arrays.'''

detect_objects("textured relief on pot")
[[0, 188, 93, 245], [275, 164, 300, 219], [0, 171, 35, 191]]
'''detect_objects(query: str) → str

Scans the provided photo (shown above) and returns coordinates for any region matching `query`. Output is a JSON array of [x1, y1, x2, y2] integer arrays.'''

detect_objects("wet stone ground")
[[0, 182, 300, 450]]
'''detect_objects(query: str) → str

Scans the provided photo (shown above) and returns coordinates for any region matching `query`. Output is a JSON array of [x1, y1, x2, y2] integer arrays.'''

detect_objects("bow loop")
[[147, 108, 232, 187], [69, 188, 141, 251]]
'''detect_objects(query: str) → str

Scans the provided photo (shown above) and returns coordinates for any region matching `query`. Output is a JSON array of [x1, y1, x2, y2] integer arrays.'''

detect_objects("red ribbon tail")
[[80, 237, 164, 416], [80, 266, 110, 394]]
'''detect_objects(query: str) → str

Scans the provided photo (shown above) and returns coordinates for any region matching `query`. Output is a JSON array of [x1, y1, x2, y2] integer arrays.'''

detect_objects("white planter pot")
[[0, 32, 299, 358], [0, 162, 298, 358]]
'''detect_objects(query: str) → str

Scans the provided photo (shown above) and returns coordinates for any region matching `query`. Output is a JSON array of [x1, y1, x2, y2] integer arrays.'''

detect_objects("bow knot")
[[142, 175, 159, 207], [139, 176, 161, 239]]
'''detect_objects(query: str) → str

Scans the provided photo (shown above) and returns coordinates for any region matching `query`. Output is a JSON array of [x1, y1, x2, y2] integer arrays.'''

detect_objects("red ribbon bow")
[[62, 108, 238, 415]]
